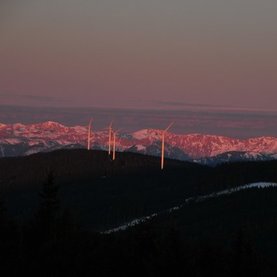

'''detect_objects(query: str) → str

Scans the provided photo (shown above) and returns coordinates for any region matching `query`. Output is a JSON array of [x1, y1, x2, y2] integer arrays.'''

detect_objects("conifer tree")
[[35, 172, 60, 242]]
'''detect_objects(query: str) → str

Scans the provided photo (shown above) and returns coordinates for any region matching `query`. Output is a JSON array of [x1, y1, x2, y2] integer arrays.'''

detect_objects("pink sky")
[[0, 0, 277, 112]]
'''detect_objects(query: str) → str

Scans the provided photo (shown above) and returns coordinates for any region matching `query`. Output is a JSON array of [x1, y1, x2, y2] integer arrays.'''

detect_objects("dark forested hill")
[[1, 149, 277, 276], [0, 149, 276, 230], [0, 150, 206, 229]]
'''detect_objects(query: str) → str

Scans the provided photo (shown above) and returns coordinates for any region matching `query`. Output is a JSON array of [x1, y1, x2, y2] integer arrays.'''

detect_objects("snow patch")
[[132, 129, 150, 140], [136, 145, 146, 151], [4, 138, 22, 144], [195, 182, 277, 202], [103, 182, 277, 234], [103, 213, 158, 234]]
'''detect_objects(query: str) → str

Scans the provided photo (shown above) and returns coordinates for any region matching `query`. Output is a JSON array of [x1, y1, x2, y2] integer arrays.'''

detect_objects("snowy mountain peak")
[[0, 121, 276, 163], [132, 129, 161, 140], [13, 123, 26, 128], [39, 121, 66, 128]]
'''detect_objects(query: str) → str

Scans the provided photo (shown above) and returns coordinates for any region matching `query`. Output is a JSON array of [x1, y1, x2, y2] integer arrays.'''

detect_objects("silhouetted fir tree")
[[34, 172, 61, 242]]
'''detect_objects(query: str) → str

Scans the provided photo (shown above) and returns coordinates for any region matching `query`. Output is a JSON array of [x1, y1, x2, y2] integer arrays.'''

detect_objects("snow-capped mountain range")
[[0, 121, 276, 164]]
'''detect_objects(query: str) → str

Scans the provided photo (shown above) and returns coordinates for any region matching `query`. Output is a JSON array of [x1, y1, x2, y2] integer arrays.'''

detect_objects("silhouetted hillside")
[[0, 150, 206, 229], [0, 150, 277, 276], [0, 149, 276, 230]]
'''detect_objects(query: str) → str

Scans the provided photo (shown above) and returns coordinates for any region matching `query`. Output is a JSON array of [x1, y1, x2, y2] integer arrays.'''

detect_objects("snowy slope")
[[0, 121, 276, 163], [104, 182, 277, 233]]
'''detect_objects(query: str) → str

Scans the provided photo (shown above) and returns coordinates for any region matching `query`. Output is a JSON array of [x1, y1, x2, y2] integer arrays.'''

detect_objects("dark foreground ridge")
[[0, 149, 277, 276]]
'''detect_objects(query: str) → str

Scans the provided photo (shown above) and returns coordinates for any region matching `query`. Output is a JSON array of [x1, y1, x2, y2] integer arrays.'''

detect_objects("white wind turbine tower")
[[112, 129, 121, 161], [108, 121, 113, 155], [161, 122, 174, 170], [87, 118, 93, 150]]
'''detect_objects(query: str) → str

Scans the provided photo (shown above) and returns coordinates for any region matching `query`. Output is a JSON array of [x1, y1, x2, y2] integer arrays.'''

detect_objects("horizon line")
[[0, 103, 277, 114]]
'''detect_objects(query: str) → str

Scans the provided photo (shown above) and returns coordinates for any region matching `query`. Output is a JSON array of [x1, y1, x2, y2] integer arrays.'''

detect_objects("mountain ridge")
[[0, 121, 276, 163]]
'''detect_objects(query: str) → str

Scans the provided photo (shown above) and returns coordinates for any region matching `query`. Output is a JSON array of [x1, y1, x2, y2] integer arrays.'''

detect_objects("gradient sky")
[[1, 106, 277, 138], [1, 0, 277, 111]]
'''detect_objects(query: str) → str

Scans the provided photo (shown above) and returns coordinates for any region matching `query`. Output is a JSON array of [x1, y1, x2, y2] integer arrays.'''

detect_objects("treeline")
[[199, 161, 277, 192], [1, 173, 277, 276], [0, 149, 194, 191], [1, 149, 276, 192]]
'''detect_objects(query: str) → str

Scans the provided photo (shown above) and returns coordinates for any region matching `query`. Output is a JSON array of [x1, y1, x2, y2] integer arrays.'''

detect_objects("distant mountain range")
[[0, 121, 276, 164]]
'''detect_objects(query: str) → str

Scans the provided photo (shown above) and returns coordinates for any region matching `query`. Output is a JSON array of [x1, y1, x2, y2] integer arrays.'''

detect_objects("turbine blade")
[[164, 121, 174, 132]]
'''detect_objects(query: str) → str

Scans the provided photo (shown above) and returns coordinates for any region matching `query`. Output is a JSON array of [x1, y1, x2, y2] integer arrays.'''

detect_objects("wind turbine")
[[161, 122, 174, 170], [112, 129, 121, 161], [87, 118, 93, 150], [108, 121, 113, 155]]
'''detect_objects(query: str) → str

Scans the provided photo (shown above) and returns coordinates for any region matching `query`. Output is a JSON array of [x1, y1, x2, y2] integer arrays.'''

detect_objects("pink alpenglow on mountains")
[[0, 121, 276, 163]]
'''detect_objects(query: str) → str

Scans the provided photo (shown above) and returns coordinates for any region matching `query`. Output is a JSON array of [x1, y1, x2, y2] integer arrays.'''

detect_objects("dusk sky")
[[1, 0, 277, 111]]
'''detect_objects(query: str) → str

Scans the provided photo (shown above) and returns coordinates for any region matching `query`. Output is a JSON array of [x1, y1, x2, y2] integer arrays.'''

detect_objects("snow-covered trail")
[[103, 182, 277, 234]]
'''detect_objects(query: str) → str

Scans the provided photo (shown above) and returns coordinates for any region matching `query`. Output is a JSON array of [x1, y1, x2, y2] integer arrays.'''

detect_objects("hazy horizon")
[[1, 105, 276, 139]]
